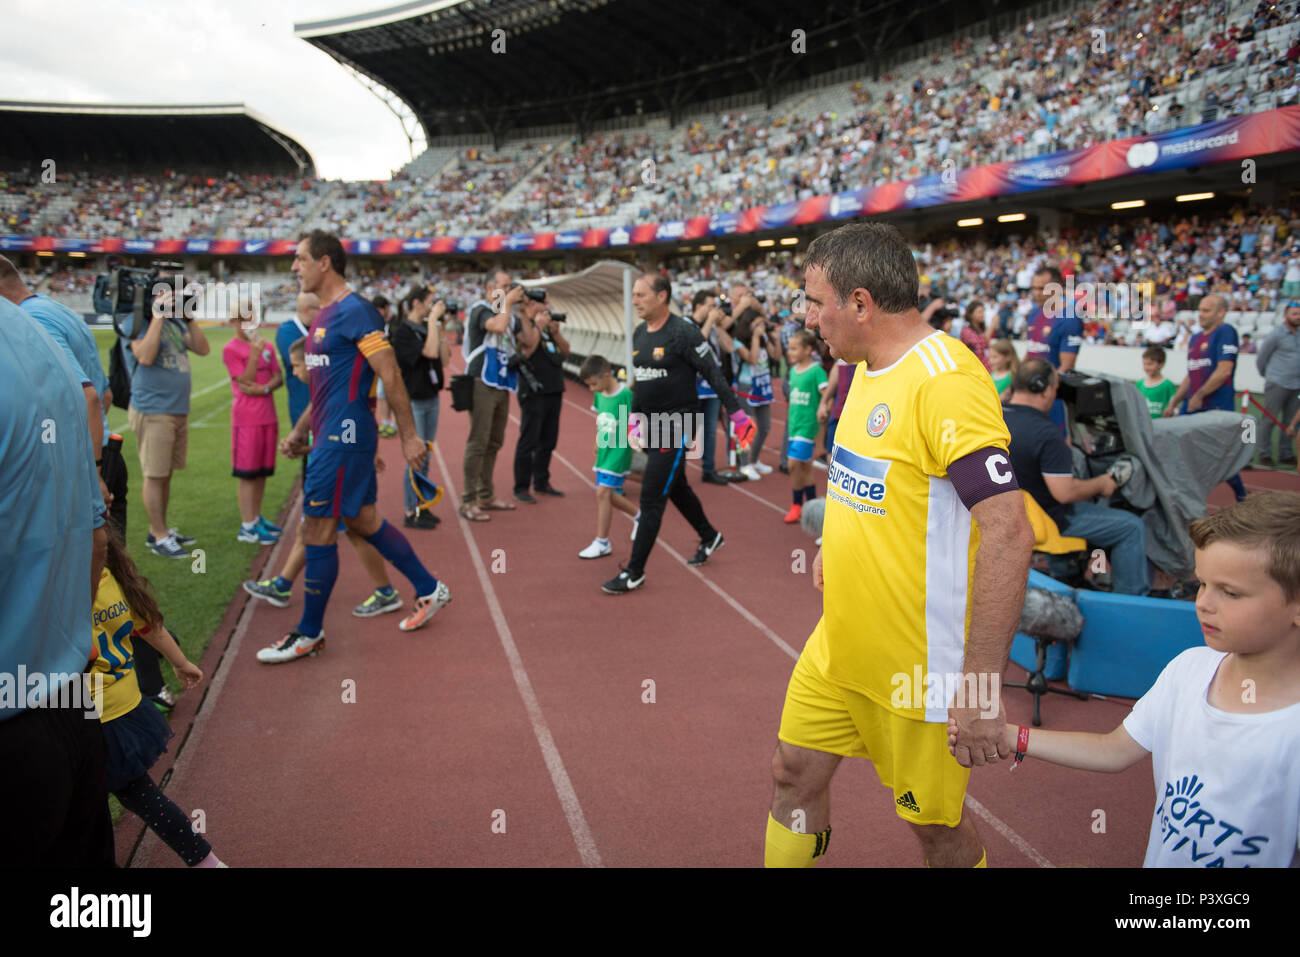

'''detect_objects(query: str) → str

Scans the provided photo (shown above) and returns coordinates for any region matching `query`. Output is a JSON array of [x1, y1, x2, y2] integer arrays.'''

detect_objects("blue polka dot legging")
[[114, 774, 212, 866]]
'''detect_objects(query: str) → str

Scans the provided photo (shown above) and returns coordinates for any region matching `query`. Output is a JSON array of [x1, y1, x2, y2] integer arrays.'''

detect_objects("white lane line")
[[130, 491, 300, 866], [191, 377, 232, 400], [532, 433, 803, 659], [550, 403, 1052, 868], [106, 378, 236, 433], [962, 794, 1055, 868], [431, 440, 603, 868]]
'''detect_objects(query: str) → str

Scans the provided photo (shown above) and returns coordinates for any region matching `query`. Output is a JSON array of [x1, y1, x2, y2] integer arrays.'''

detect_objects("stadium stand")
[[6, 1, 1299, 241]]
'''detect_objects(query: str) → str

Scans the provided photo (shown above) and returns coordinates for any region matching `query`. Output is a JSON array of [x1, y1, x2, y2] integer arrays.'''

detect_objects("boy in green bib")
[[579, 355, 641, 558], [1135, 346, 1178, 419], [784, 329, 829, 523]]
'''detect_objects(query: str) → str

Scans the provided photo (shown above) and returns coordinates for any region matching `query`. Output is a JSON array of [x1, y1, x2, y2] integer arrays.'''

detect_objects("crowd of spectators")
[[4, 2, 1296, 242], [23, 202, 1300, 358]]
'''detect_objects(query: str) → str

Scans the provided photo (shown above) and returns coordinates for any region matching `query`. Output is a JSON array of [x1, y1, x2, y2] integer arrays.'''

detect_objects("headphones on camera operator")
[[1023, 359, 1055, 395]]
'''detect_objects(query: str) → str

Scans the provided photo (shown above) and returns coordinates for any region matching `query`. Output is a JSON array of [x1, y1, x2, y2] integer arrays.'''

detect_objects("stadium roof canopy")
[[296, 0, 1044, 144], [0, 102, 316, 178]]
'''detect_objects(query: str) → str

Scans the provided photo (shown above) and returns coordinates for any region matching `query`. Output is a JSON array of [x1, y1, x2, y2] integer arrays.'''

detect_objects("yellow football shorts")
[[778, 636, 971, 828]]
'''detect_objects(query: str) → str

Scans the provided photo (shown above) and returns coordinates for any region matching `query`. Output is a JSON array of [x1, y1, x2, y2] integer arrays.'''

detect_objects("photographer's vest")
[[737, 347, 774, 405], [696, 324, 722, 400], [463, 299, 517, 392]]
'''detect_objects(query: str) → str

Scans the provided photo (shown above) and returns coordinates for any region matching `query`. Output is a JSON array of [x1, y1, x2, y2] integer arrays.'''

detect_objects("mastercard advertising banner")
[[5, 107, 1298, 257]]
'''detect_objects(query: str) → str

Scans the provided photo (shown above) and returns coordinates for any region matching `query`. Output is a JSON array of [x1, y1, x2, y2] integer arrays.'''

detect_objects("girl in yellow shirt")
[[91, 529, 222, 867]]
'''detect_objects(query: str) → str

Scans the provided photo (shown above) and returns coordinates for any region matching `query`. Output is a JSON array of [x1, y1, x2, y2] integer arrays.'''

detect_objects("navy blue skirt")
[[103, 696, 174, 793]]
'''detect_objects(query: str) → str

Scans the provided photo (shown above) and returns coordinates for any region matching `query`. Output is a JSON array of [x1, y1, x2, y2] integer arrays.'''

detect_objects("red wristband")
[[1011, 725, 1030, 772]]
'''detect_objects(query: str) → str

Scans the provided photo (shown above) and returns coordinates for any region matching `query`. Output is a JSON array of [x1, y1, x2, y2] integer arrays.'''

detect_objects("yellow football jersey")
[[806, 331, 1011, 722], [89, 568, 142, 722]]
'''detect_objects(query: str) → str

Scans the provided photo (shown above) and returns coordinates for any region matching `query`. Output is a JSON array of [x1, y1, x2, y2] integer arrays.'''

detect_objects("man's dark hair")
[[640, 272, 672, 305], [691, 289, 715, 308], [803, 222, 918, 313], [1012, 357, 1057, 394], [372, 295, 390, 310], [300, 229, 346, 276], [1142, 345, 1166, 364], [579, 354, 612, 379], [1034, 265, 1063, 286]]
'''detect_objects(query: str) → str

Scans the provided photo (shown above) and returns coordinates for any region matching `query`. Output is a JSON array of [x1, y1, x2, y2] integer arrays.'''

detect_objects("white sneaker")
[[754, 461, 773, 475], [579, 538, 612, 559], [741, 464, 762, 481], [256, 630, 325, 664]]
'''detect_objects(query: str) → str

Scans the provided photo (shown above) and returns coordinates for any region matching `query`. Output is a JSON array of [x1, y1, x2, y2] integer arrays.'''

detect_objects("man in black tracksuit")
[[602, 273, 755, 595]]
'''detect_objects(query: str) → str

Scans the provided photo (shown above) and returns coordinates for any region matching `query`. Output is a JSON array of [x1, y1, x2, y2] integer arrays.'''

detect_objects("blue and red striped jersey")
[[305, 293, 389, 453]]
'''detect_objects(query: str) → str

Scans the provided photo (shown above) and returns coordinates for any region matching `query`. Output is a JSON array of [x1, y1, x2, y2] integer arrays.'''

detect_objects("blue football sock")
[[793, 488, 805, 505], [376, 585, 395, 597], [1227, 473, 1246, 499], [273, 576, 292, 592], [365, 520, 437, 596], [804, 485, 817, 500], [298, 544, 339, 638]]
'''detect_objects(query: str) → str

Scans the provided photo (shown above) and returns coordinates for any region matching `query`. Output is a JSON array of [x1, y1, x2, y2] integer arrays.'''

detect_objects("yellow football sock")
[[765, 813, 831, 868]]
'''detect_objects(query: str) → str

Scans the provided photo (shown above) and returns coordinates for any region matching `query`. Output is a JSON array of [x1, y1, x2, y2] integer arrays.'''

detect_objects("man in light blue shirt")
[[0, 296, 114, 866], [0, 257, 130, 536]]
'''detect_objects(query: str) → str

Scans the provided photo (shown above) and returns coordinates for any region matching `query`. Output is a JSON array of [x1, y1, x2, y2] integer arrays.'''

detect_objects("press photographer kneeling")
[[510, 287, 570, 502]]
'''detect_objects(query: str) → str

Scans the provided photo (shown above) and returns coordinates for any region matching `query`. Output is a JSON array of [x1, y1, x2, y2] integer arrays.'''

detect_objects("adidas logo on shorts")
[[896, 790, 921, 813]]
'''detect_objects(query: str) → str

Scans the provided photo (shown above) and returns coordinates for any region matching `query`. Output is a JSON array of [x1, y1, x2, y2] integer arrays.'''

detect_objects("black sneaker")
[[688, 531, 724, 566], [701, 472, 729, 486], [602, 567, 645, 594], [514, 490, 537, 504], [404, 511, 439, 529], [535, 485, 565, 497], [1258, 454, 1275, 467]]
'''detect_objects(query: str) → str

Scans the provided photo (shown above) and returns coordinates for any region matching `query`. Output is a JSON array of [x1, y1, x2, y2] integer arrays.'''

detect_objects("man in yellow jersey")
[[765, 223, 1034, 868]]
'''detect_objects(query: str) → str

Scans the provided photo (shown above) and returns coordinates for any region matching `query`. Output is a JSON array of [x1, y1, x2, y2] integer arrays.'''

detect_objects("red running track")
[[117, 375, 1297, 868]]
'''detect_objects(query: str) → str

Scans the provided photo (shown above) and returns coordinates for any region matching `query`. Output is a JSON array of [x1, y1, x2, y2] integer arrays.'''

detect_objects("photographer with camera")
[[689, 290, 735, 484], [390, 286, 452, 528], [124, 275, 210, 559], [459, 270, 521, 522], [733, 305, 779, 481], [510, 286, 570, 502]]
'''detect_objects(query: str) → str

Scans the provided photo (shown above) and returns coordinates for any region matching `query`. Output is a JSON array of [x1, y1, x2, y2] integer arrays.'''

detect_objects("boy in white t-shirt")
[[951, 492, 1300, 867]]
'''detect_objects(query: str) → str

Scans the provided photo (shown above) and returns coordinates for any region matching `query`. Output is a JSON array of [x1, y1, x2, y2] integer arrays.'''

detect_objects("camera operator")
[[511, 288, 570, 502], [1003, 358, 1150, 595], [125, 276, 210, 559], [390, 286, 452, 528]]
